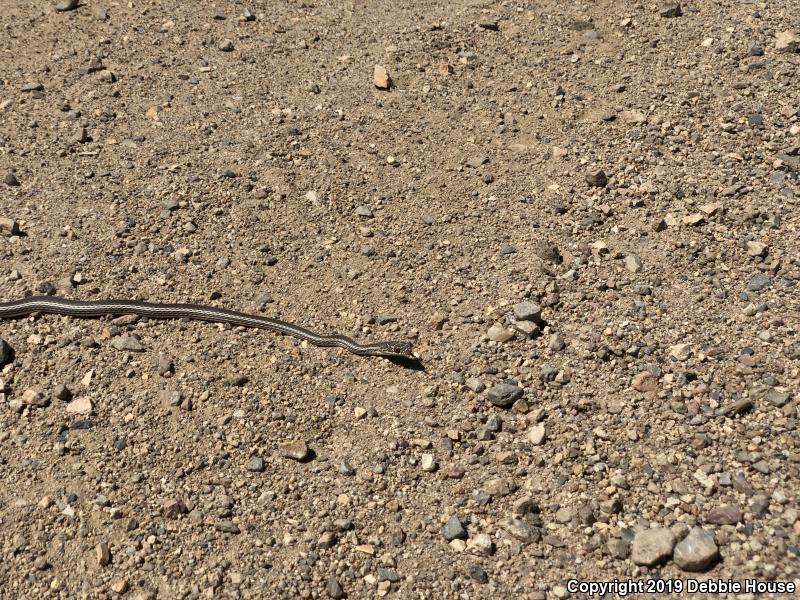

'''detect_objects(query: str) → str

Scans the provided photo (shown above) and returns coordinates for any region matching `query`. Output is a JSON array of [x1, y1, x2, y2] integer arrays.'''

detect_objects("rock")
[[659, 3, 682, 17], [527, 424, 546, 446], [513, 302, 541, 322], [683, 213, 705, 226], [326, 576, 345, 599], [479, 21, 499, 31], [673, 527, 719, 571], [625, 255, 643, 273], [483, 477, 516, 497], [631, 528, 675, 566], [501, 517, 540, 544], [607, 538, 630, 559], [512, 496, 539, 516], [442, 514, 467, 541], [585, 169, 608, 187], [215, 521, 241, 534], [355, 205, 373, 218], [65, 396, 93, 415], [218, 39, 235, 52], [487, 322, 515, 342], [280, 440, 310, 461], [548, 334, 565, 351], [775, 30, 800, 53], [0, 337, 13, 365], [96, 542, 111, 567], [246, 456, 265, 472], [466, 156, 490, 168], [109, 580, 129, 594], [632, 371, 658, 392], [466, 533, 494, 556], [4, 172, 20, 186], [373, 65, 392, 89], [706, 505, 742, 525], [111, 336, 144, 352], [21, 81, 44, 91], [0, 217, 21, 236], [161, 498, 188, 519], [669, 344, 692, 361], [746, 241, 767, 257], [466, 564, 488, 584], [55, 0, 79, 12], [746, 273, 771, 291], [486, 383, 523, 408], [72, 127, 89, 144], [420, 454, 437, 472]]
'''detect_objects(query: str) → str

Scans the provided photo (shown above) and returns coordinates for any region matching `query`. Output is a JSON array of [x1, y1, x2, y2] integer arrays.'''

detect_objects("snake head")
[[380, 341, 415, 359]]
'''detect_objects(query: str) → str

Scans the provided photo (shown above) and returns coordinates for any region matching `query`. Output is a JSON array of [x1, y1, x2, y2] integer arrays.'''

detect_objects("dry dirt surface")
[[1, 0, 799, 598]]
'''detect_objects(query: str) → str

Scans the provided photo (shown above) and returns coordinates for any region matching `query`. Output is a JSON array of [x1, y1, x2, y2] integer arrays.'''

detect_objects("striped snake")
[[0, 296, 415, 360]]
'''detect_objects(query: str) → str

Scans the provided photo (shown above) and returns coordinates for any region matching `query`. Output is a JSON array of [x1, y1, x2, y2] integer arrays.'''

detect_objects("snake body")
[[0, 296, 414, 359]]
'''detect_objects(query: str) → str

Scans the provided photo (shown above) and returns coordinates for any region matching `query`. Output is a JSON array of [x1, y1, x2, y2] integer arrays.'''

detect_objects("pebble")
[[527, 424, 546, 445], [65, 397, 92, 415], [21, 81, 44, 92], [467, 564, 488, 584], [111, 336, 144, 352], [246, 456, 265, 472], [215, 521, 241, 534], [746, 273, 771, 291], [218, 39, 235, 52], [632, 371, 658, 392], [775, 30, 799, 53], [660, 3, 683, 17], [631, 528, 675, 566], [55, 0, 79, 11], [355, 205, 373, 218], [487, 322, 515, 342], [745, 241, 767, 257], [373, 65, 392, 89], [706, 505, 742, 525], [4, 172, 19, 186], [669, 344, 692, 361], [0, 338, 12, 365], [280, 440, 310, 461], [673, 527, 719, 571], [466, 533, 494, 556], [486, 383, 523, 408], [624, 254, 642, 273], [72, 127, 89, 144], [501, 517, 540, 544], [326, 577, 345, 599], [548, 334, 565, 351], [585, 169, 608, 187], [441, 514, 467, 541], [512, 302, 541, 322], [466, 156, 489, 168], [0, 218, 21, 236], [420, 454, 437, 472], [96, 542, 111, 567]]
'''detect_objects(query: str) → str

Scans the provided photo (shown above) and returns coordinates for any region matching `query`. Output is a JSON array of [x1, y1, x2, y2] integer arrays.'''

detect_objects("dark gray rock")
[[486, 383, 523, 408], [441, 514, 467, 540]]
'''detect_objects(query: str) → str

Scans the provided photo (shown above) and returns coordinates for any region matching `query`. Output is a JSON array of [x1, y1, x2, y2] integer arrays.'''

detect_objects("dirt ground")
[[1, 0, 798, 598]]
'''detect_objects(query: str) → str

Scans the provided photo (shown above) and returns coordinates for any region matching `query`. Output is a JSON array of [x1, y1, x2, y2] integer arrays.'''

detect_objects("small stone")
[[218, 39, 235, 52], [466, 533, 494, 556], [669, 344, 692, 361], [355, 205, 373, 218], [22, 389, 49, 408], [625, 255, 642, 273], [55, 0, 79, 12], [673, 527, 719, 571], [548, 334, 565, 351], [109, 580, 129, 594], [659, 3, 682, 17], [96, 542, 111, 567], [373, 65, 392, 89], [512, 496, 540, 516], [632, 371, 658, 392], [467, 564, 489, 584], [513, 302, 542, 322], [280, 440, 310, 461], [111, 336, 144, 352], [466, 156, 490, 168], [72, 127, 89, 144], [706, 505, 742, 525], [441, 514, 467, 541], [486, 383, 523, 408], [487, 322, 515, 342], [0, 218, 21, 236], [501, 517, 540, 544], [607, 538, 630, 559], [746, 241, 767, 257], [246, 456, 265, 472], [479, 21, 499, 31], [746, 273, 771, 291], [65, 396, 93, 415], [631, 528, 675, 566], [483, 478, 516, 497], [0, 338, 12, 366], [585, 169, 608, 187], [4, 172, 20, 186], [420, 454, 437, 472], [498, 243, 515, 255], [683, 213, 705, 226], [527, 424, 546, 446], [318, 531, 337, 549], [326, 576, 345, 599], [162, 498, 188, 519], [775, 30, 800, 53], [21, 81, 44, 91], [215, 521, 241, 534]]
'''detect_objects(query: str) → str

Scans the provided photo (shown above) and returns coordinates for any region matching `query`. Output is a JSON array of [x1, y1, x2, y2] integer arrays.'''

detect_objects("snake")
[[0, 296, 415, 359]]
